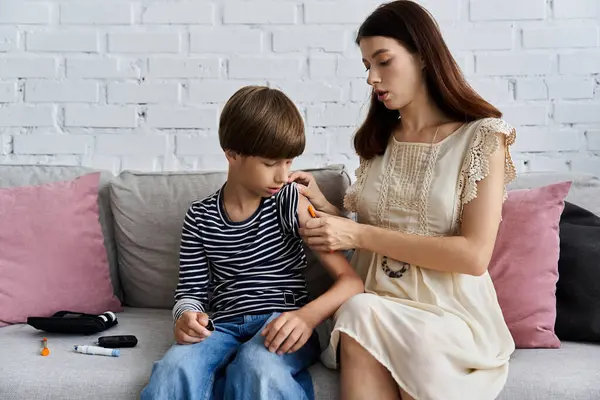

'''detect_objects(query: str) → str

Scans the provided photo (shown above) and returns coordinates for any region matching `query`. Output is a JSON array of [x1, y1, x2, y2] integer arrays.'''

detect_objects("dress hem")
[[325, 326, 419, 400]]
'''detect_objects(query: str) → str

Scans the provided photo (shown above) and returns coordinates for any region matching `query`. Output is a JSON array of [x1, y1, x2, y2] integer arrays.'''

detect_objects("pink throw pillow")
[[0, 173, 122, 326], [489, 181, 571, 348]]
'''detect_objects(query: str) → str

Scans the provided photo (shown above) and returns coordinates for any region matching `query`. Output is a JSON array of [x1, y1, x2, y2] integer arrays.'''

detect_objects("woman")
[[289, 1, 516, 399]]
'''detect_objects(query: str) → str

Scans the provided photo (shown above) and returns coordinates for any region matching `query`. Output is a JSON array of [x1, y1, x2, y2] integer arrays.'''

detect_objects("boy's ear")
[[224, 150, 238, 163]]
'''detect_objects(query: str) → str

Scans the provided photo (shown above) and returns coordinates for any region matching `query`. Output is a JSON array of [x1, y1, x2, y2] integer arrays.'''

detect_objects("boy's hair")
[[219, 85, 305, 159]]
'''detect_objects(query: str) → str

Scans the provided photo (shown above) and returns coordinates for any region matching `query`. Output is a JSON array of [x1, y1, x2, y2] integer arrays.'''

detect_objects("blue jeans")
[[140, 313, 320, 400]]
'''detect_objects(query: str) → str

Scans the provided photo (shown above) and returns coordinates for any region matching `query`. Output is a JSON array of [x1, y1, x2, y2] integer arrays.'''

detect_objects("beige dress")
[[321, 118, 517, 400]]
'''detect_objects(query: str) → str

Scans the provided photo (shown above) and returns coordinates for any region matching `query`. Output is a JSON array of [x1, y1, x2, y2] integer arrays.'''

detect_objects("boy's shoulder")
[[274, 181, 298, 202], [188, 189, 221, 215]]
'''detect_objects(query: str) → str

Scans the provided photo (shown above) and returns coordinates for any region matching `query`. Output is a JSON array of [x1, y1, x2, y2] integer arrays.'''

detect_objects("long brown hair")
[[354, 0, 502, 160]]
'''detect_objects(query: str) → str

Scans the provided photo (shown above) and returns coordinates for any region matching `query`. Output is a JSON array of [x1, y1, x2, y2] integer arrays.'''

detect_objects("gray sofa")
[[1, 164, 599, 400]]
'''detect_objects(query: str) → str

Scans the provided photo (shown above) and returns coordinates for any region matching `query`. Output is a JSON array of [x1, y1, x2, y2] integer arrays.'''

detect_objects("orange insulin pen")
[[40, 337, 50, 356], [307, 205, 333, 253]]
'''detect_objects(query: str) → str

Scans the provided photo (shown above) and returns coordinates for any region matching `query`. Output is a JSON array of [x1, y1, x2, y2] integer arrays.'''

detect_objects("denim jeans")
[[140, 313, 320, 400]]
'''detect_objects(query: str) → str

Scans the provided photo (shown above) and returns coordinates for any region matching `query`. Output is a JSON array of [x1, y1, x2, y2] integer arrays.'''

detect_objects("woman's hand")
[[300, 210, 361, 252], [288, 170, 332, 214]]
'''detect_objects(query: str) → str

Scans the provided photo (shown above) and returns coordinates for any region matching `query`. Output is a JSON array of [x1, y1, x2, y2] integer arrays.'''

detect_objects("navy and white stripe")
[[173, 182, 309, 322]]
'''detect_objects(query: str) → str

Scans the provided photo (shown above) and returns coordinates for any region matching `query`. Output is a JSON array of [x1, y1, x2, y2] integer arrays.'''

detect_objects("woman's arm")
[[303, 134, 508, 276]]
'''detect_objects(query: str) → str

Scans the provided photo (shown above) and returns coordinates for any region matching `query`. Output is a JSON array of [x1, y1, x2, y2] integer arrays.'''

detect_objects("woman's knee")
[[337, 293, 379, 320], [339, 332, 367, 359]]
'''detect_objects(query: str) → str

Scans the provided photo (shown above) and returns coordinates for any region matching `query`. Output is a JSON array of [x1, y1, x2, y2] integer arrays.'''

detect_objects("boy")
[[141, 86, 363, 400]]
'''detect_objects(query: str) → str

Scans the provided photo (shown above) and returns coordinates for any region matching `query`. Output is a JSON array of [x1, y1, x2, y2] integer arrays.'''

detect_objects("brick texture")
[[0, 0, 596, 175]]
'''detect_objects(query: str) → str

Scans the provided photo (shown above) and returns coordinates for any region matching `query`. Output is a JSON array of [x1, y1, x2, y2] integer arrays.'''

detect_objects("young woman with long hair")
[[290, 1, 516, 399]]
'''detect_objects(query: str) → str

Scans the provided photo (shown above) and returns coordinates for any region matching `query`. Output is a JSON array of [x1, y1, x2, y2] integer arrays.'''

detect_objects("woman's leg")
[[339, 333, 400, 400], [400, 389, 416, 400]]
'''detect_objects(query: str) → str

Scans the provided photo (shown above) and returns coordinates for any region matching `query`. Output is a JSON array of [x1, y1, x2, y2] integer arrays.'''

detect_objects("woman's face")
[[359, 36, 424, 111]]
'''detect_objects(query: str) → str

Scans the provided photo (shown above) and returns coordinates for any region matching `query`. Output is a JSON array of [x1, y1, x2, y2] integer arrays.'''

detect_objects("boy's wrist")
[[296, 306, 321, 330]]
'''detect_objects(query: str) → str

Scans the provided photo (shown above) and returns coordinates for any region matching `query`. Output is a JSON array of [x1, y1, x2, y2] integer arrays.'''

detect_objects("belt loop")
[[284, 292, 295, 306]]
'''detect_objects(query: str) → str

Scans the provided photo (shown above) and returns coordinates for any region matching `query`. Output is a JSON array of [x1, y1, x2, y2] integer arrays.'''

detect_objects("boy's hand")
[[174, 311, 212, 345], [261, 310, 316, 355]]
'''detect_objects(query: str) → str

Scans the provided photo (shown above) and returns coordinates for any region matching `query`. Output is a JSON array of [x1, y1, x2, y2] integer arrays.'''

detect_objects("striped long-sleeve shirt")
[[172, 182, 310, 322]]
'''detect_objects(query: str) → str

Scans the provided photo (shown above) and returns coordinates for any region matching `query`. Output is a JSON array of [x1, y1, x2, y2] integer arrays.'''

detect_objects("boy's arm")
[[262, 194, 364, 354], [173, 204, 210, 321]]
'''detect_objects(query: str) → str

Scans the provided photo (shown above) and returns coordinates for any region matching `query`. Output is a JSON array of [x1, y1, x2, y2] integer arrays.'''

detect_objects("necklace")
[[381, 125, 440, 279]]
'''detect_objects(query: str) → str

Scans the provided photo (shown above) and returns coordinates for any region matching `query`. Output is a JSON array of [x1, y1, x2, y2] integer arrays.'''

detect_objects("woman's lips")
[[376, 91, 389, 101]]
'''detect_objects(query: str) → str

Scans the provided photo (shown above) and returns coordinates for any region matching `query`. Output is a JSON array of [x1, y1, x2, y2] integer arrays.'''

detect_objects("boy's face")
[[229, 154, 293, 198]]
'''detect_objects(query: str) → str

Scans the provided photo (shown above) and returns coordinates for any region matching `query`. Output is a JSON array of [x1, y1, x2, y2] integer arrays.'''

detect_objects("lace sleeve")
[[343, 157, 371, 213], [460, 118, 517, 206]]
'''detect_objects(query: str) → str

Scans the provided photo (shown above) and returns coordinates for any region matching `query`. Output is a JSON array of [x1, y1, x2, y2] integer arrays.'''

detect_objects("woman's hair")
[[219, 85, 305, 159], [354, 0, 502, 160]]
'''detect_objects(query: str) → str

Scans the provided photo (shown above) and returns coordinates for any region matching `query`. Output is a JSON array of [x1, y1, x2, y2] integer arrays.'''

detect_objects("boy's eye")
[[264, 162, 277, 167]]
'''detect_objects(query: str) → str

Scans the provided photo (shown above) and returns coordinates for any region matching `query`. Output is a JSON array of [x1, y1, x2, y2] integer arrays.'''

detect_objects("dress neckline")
[[391, 122, 469, 148]]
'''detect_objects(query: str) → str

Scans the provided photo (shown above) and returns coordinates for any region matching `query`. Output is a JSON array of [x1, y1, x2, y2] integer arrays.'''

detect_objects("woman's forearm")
[[356, 224, 489, 276], [322, 201, 341, 217]]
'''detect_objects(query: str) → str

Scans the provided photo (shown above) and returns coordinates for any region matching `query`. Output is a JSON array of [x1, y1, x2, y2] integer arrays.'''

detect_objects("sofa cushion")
[[555, 201, 600, 342], [0, 308, 338, 399], [488, 182, 571, 348], [0, 165, 121, 301], [0, 172, 122, 326], [109, 165, 350, 308], [509, 172, 600, 216], [498, 343, 600, 399], [0, 308, 598, 400]]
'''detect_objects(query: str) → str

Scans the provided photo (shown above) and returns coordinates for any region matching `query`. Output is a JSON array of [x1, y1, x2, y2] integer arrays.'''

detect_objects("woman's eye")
[[379, 59, 391, 66]]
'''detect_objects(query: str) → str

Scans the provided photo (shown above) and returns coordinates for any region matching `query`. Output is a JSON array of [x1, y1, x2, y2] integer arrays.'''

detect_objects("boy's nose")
[[275, 169, 288, 184]]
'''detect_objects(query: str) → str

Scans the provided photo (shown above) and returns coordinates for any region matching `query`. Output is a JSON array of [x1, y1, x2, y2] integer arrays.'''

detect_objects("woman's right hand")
[[288, 170, 329, 212]]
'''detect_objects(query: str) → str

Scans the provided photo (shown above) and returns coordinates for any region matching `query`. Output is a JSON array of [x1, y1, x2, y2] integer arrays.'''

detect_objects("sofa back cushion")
[[110, 165, 351, 308], [0, 165, 121, 301], [508, 172, 600, 216]]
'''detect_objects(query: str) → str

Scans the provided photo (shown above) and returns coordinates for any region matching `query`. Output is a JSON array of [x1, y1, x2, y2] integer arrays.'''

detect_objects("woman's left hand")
[[300, 210, 360, 252]]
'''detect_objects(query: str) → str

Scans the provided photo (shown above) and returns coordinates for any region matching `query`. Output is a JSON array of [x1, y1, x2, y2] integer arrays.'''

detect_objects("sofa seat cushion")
[[499, 342, 600, 399], [1, 308, 599, 400], [0, 307, 337, 399], [0, 308, 172, 400]]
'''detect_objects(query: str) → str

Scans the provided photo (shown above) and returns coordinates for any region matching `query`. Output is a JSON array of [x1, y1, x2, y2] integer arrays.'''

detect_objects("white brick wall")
[[0, 0, 598, 176]]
